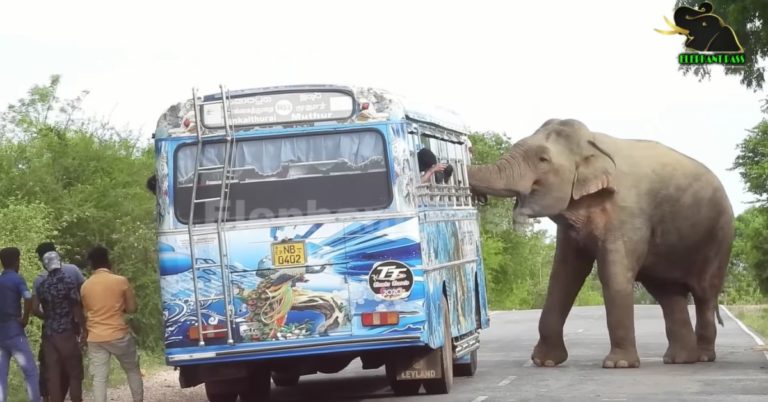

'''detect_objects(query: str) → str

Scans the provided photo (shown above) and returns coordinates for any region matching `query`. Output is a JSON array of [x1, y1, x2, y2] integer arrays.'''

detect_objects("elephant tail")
[[716, 304, 724, 327]]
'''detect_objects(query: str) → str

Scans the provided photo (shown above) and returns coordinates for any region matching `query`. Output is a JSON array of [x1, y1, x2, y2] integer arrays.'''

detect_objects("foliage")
[[728, 118, 768, 301], [729, 206, 768, 295], [674, 0, 768, 98], [732, 119, 768, 204], [0, 76, 158, 400]]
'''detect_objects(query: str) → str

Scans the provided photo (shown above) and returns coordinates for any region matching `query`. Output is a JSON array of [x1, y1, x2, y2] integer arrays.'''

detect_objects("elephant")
[[657, 1, 743, 52], [468, 119, 734, 369]]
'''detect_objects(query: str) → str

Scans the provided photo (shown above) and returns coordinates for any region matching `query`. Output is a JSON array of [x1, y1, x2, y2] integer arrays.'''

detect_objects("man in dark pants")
[[32, 250, 86, 402], [33, 242, 84, 402]]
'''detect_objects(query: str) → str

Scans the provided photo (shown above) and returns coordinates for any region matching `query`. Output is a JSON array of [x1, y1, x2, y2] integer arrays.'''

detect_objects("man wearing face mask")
[[31, 251, 86, 402], [32, 242, 84, 402]]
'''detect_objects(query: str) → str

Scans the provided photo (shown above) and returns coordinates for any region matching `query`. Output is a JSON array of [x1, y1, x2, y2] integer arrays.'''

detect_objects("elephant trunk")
[[468, 146, 530, 198]]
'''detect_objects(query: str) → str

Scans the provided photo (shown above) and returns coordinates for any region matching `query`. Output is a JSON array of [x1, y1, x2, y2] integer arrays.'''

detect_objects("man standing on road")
[[0, 247, 42, 402], [33, 242, 85, 402], [81, 246, 143, 402], [34, 250, 86, 402]]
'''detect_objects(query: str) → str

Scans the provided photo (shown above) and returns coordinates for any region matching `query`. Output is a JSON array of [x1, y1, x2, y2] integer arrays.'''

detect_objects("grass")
[[725, 304, 768, 341]]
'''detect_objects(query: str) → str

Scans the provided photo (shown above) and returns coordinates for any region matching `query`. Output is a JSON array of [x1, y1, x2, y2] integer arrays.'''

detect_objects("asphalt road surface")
[[133, 305, 768, 402]]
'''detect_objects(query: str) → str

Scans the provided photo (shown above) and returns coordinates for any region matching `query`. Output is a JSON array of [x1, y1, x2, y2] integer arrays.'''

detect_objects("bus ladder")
[[186, 85, 236, 347]]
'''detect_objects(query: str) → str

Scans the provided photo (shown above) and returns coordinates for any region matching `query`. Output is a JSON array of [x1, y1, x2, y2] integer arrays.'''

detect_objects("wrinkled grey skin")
[[468, 119, 734, 369]]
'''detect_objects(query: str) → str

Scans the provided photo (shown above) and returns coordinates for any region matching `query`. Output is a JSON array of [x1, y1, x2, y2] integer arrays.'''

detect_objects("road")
[[129, 305, 768, 402]]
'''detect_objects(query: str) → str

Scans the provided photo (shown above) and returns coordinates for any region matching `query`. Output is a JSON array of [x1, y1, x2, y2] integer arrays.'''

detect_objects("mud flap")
[[390, 348, 444, 381]]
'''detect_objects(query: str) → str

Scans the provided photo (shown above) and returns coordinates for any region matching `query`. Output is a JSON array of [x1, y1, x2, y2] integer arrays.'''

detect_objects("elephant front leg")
[[532, 233, 595, 367], [597, 245, 641, 369]]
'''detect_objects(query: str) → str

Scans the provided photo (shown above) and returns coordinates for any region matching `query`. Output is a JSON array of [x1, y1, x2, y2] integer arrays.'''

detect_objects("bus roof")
[[154, 84, 471, 139]]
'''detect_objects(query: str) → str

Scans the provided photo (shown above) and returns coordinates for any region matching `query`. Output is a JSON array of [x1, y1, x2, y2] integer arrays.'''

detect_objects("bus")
[[150, 84, 490, 401]]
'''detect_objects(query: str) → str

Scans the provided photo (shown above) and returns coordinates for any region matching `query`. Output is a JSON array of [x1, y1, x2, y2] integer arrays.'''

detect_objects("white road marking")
[[498, 375, 517, 386], [720, 304, 768, 361], [471, 396, 488, 402]]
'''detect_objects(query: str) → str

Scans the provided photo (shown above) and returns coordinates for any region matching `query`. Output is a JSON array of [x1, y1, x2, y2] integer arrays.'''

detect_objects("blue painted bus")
[[150, 84, 490, 401]]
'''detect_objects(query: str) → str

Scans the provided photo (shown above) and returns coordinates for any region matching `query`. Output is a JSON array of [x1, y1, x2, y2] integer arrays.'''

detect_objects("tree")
[[732, 119, 768, 204], [730, 206, 768, 294], [674, 0, 768, 101]]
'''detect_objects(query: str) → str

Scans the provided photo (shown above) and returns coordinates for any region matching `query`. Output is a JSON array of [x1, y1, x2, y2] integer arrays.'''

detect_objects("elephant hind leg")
[[690, 247, 729, 363], [691, 292, 719, 362], [640, 279, 698, 364]]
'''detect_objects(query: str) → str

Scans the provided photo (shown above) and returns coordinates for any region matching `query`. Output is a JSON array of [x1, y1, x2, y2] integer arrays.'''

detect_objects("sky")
[[1, 0, 766, 236]]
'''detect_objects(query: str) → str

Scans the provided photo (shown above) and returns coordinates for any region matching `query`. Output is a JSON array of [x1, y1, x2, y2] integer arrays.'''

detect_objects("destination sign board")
[[200, 90, 356, 129]]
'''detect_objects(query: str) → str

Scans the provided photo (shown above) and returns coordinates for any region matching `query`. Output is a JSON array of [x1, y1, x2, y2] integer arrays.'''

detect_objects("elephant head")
[[656, 2, 743, 52], [468, 119, 616, 219]]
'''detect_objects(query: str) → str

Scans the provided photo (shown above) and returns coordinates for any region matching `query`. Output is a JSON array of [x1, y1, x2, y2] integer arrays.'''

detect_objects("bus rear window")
[[173, 130, 392, 224]]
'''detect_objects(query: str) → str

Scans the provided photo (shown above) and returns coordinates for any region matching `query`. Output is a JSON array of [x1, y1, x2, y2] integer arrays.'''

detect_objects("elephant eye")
[[539, 156, 550, 163]]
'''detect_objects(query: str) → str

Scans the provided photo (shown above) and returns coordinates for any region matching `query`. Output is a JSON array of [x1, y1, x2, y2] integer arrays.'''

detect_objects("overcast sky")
[[1, 0, 766, 235]]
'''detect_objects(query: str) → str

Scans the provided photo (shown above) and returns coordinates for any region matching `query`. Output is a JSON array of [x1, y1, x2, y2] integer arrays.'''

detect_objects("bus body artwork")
[[151, 84, 490, 400]]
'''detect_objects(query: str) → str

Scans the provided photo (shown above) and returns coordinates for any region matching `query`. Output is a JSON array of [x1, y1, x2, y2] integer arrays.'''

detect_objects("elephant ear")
[[572, 139, 616, 200]]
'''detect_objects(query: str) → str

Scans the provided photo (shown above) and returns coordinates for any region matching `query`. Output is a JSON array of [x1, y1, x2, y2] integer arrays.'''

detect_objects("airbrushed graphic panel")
[[417, 209, 488, 348], [159, 217, 427, 350]]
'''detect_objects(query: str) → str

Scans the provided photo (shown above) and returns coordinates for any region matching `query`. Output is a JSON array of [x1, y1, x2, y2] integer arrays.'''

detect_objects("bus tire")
[[238, 367, 271, 402], [423, 295, 454, 395], [204, 381, 238, 402], [272, 371, 300, 387], [453, 349, 478, 377]]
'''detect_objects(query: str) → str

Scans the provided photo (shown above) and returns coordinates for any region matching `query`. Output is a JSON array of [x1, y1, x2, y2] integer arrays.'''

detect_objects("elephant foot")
[[531, 339, 568, 367], [602, 349, 640, 369], [697, 348, 716, 362], [662, 345, 699, 364]]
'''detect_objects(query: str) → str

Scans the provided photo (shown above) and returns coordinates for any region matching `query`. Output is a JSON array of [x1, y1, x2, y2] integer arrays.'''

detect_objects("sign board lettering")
[[201, 91, 355, 129]]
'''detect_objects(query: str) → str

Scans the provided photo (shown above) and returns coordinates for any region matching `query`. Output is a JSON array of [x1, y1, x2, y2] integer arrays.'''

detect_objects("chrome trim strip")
[[422, 257, 478, 272]]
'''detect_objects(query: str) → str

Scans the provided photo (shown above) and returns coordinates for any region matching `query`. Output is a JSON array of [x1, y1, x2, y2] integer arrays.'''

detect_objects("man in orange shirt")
[[80, 246, 143, 402]]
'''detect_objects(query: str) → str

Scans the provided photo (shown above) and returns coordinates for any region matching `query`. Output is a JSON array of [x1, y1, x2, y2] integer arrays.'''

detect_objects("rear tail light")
[[188, 324, 228, 340], [361, 311, 399, 326]]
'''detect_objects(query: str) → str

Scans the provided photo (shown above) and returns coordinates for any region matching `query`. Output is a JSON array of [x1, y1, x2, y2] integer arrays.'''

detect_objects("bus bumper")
[[166, 333, 425, 366]]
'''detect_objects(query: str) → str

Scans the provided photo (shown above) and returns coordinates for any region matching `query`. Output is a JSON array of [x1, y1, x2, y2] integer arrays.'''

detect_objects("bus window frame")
[[171, 127, 394, 225], [411, 123, 471, 208]]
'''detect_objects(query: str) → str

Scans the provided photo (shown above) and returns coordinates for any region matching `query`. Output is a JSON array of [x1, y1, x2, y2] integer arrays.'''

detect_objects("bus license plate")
[[271, 241, 306, 268]]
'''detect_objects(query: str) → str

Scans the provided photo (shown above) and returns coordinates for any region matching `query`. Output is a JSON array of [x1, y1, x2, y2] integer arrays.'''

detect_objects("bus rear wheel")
[[423, 295, 454, 395], [204, 380, 238, 402], [238, 367, 271, 402], [272, 370, 300, 387], [453, 348, 478, 377], [205, 367, 271, 402]]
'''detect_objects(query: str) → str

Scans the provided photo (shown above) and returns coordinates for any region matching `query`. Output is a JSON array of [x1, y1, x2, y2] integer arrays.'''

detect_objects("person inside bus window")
[[417, 147, 453, 184], [417, 147, 445, 184]]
